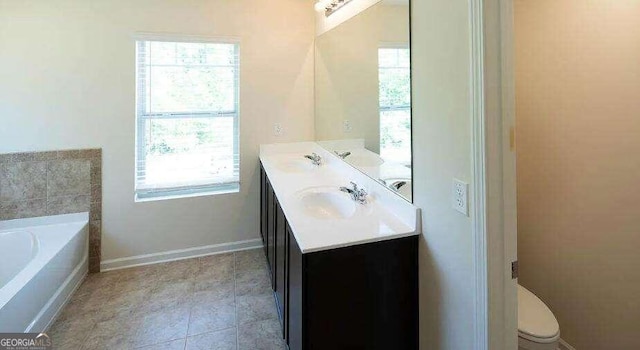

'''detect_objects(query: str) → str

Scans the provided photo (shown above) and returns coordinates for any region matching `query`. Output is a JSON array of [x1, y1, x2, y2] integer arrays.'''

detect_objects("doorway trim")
[[469, 0, 489, 348], [470, 0, 518, 349]]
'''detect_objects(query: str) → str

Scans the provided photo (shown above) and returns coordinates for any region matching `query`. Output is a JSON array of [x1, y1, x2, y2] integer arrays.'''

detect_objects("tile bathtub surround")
[[48, 250, 286, 350], [0, 148, 102, 272]]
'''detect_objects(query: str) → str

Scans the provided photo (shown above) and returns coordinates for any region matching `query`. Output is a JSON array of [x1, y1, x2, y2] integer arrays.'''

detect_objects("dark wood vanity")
[[260, 163, 419, 350]]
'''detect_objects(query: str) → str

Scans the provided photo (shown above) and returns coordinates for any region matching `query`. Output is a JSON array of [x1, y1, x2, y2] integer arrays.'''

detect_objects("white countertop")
[[317, 139, 413, 200], [260, 142, 421, 253]]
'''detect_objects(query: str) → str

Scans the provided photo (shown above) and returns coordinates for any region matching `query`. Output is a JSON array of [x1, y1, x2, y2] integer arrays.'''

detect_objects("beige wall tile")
[[90, 159, 102, 185], [0, 149, 102, 272], [31, 151, 59, 161], [47, 159, 91, 197], [91, 185, 102, 203], [0, 161, 47, 202], [89, 201, 101, 221], [46, 195, 91, 215], [0, 198, 47, 220]]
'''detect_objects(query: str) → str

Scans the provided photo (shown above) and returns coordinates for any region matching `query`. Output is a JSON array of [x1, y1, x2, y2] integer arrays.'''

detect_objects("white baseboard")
[[100, 239, 263, 271], [559, 338, 577, 350]]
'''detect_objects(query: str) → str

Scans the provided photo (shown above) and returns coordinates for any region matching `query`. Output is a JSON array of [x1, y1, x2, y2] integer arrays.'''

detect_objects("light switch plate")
[[452, 178, 468, 216]]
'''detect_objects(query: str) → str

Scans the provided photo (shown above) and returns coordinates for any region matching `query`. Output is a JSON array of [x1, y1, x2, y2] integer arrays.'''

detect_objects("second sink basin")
[[272, 156, 317, 173], [345, 153, 384, 167], [296, 187, 357, 220]]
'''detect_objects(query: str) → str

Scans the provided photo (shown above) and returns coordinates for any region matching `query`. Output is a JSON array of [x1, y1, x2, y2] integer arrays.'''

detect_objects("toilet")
[[518, 285, 560, 350]]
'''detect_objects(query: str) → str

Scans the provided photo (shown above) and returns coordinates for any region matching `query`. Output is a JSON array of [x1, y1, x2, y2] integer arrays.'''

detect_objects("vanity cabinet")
[[262, 172, 276, 288], [259, 166, 267, 256], [260, 162, 418, 349], [274, 198, 288, 335]]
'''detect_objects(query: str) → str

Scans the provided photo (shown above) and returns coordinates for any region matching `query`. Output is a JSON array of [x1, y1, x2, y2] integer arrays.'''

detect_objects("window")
[[135, 38, 240, 201], [378, 46, 411, 165]]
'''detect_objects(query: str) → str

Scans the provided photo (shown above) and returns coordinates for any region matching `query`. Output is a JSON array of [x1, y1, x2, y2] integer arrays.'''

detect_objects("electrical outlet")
[[452, 178, 468, 216], [343, 120, 352, 133], [274, 123, 283, 136]]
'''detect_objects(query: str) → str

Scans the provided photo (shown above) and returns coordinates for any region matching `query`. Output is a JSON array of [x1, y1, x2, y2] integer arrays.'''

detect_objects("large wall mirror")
[[315, 0, 412, 201]]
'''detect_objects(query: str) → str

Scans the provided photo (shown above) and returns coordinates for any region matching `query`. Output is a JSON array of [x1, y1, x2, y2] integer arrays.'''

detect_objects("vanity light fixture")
[[314, 0, 353, 17]]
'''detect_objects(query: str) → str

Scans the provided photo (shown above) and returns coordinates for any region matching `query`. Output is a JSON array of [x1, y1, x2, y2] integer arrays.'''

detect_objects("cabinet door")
[[266, 178, 275, 285], [259, 165, 266, 246], [275, 200, 287, 336], [287, 226, 303, 350]]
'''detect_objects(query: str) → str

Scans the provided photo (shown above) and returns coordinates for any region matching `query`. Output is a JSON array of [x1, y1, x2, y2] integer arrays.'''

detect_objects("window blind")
[[135, 39, 240, 200]]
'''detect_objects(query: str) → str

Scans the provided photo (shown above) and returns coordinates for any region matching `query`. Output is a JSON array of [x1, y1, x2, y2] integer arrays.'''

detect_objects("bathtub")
[[0, 213, 88, 332]]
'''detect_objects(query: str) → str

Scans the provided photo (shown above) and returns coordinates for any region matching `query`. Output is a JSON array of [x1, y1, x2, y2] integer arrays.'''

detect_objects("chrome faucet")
[[334, 151, 351, 159], [304, 152, 322, 166], [340, 181, 368, 204], [390, 180, 408, 191]]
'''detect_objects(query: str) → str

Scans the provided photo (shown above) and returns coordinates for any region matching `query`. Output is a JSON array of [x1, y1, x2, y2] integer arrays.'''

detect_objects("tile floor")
[[48, 248, 286, 350]]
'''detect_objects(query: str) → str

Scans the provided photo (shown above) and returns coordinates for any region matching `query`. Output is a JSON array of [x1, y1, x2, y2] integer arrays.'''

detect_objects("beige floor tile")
[[188, 298, 236, 336], [48, 313, 96, 350], [113, 270, 159, 293], [238, 319, 286, 350], [54, 293, 98, 325], [197, 254, 235, 284], [132, 306, 190, 348], [135, 338, 186, 350], [156, 259, 201, 282], [105, 285, 149, 309], [94, 293, 139, 322], [236, 293, 279, 325], [75, 270, 122, 297], [115, 265, 159, 281], [82, 278, 146, 321], [49, 252, 287, 350], [80, 316, 137, 350], [77, 287, 118, 313], [138, 280, 194, 314], [193, 278, 235, 298], [186, 328, 237, 350], [235, 249, 267, 273], [235, 267, 271, 297], [199, 253, 234, 270]]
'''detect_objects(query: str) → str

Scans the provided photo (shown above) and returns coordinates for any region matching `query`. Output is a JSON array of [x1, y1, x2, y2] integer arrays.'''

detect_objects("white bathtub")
[[0, 213, 88, 332]]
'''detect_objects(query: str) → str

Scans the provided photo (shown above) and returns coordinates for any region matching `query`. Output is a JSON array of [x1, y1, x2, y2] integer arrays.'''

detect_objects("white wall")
[[411, 0, 475, 349], [315, 3, 409, 151], [0, 0, 315, 262]]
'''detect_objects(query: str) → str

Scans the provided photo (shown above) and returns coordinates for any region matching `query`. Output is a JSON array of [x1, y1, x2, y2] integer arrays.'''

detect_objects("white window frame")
[[134, 34, 241, 201], [378, 43, 411, 164], [378, 42, 411, 114]]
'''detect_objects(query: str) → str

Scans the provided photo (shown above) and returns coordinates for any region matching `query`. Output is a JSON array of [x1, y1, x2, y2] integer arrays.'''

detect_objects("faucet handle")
[[334, 151, 351, 159], [356, 187, 368, 204], [304, 153, 322, 165]]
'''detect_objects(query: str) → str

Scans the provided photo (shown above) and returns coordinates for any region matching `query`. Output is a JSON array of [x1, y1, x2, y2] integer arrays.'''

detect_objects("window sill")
[[135, 185, 240, 203]]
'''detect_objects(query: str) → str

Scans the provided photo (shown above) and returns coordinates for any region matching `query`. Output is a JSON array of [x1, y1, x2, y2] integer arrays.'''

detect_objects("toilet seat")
[[518, 285, 560, 344], [518, 329, 560, 343]]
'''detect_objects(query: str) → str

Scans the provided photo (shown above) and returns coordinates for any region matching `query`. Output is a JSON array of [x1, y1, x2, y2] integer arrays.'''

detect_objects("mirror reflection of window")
[[378, 46, 411, 167]]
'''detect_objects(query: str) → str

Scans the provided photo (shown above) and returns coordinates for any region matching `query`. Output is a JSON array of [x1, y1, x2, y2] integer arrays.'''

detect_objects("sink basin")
[[273, 157, 317, 173], [297, 187, 357, 220], [346, 153, 384, 167]]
